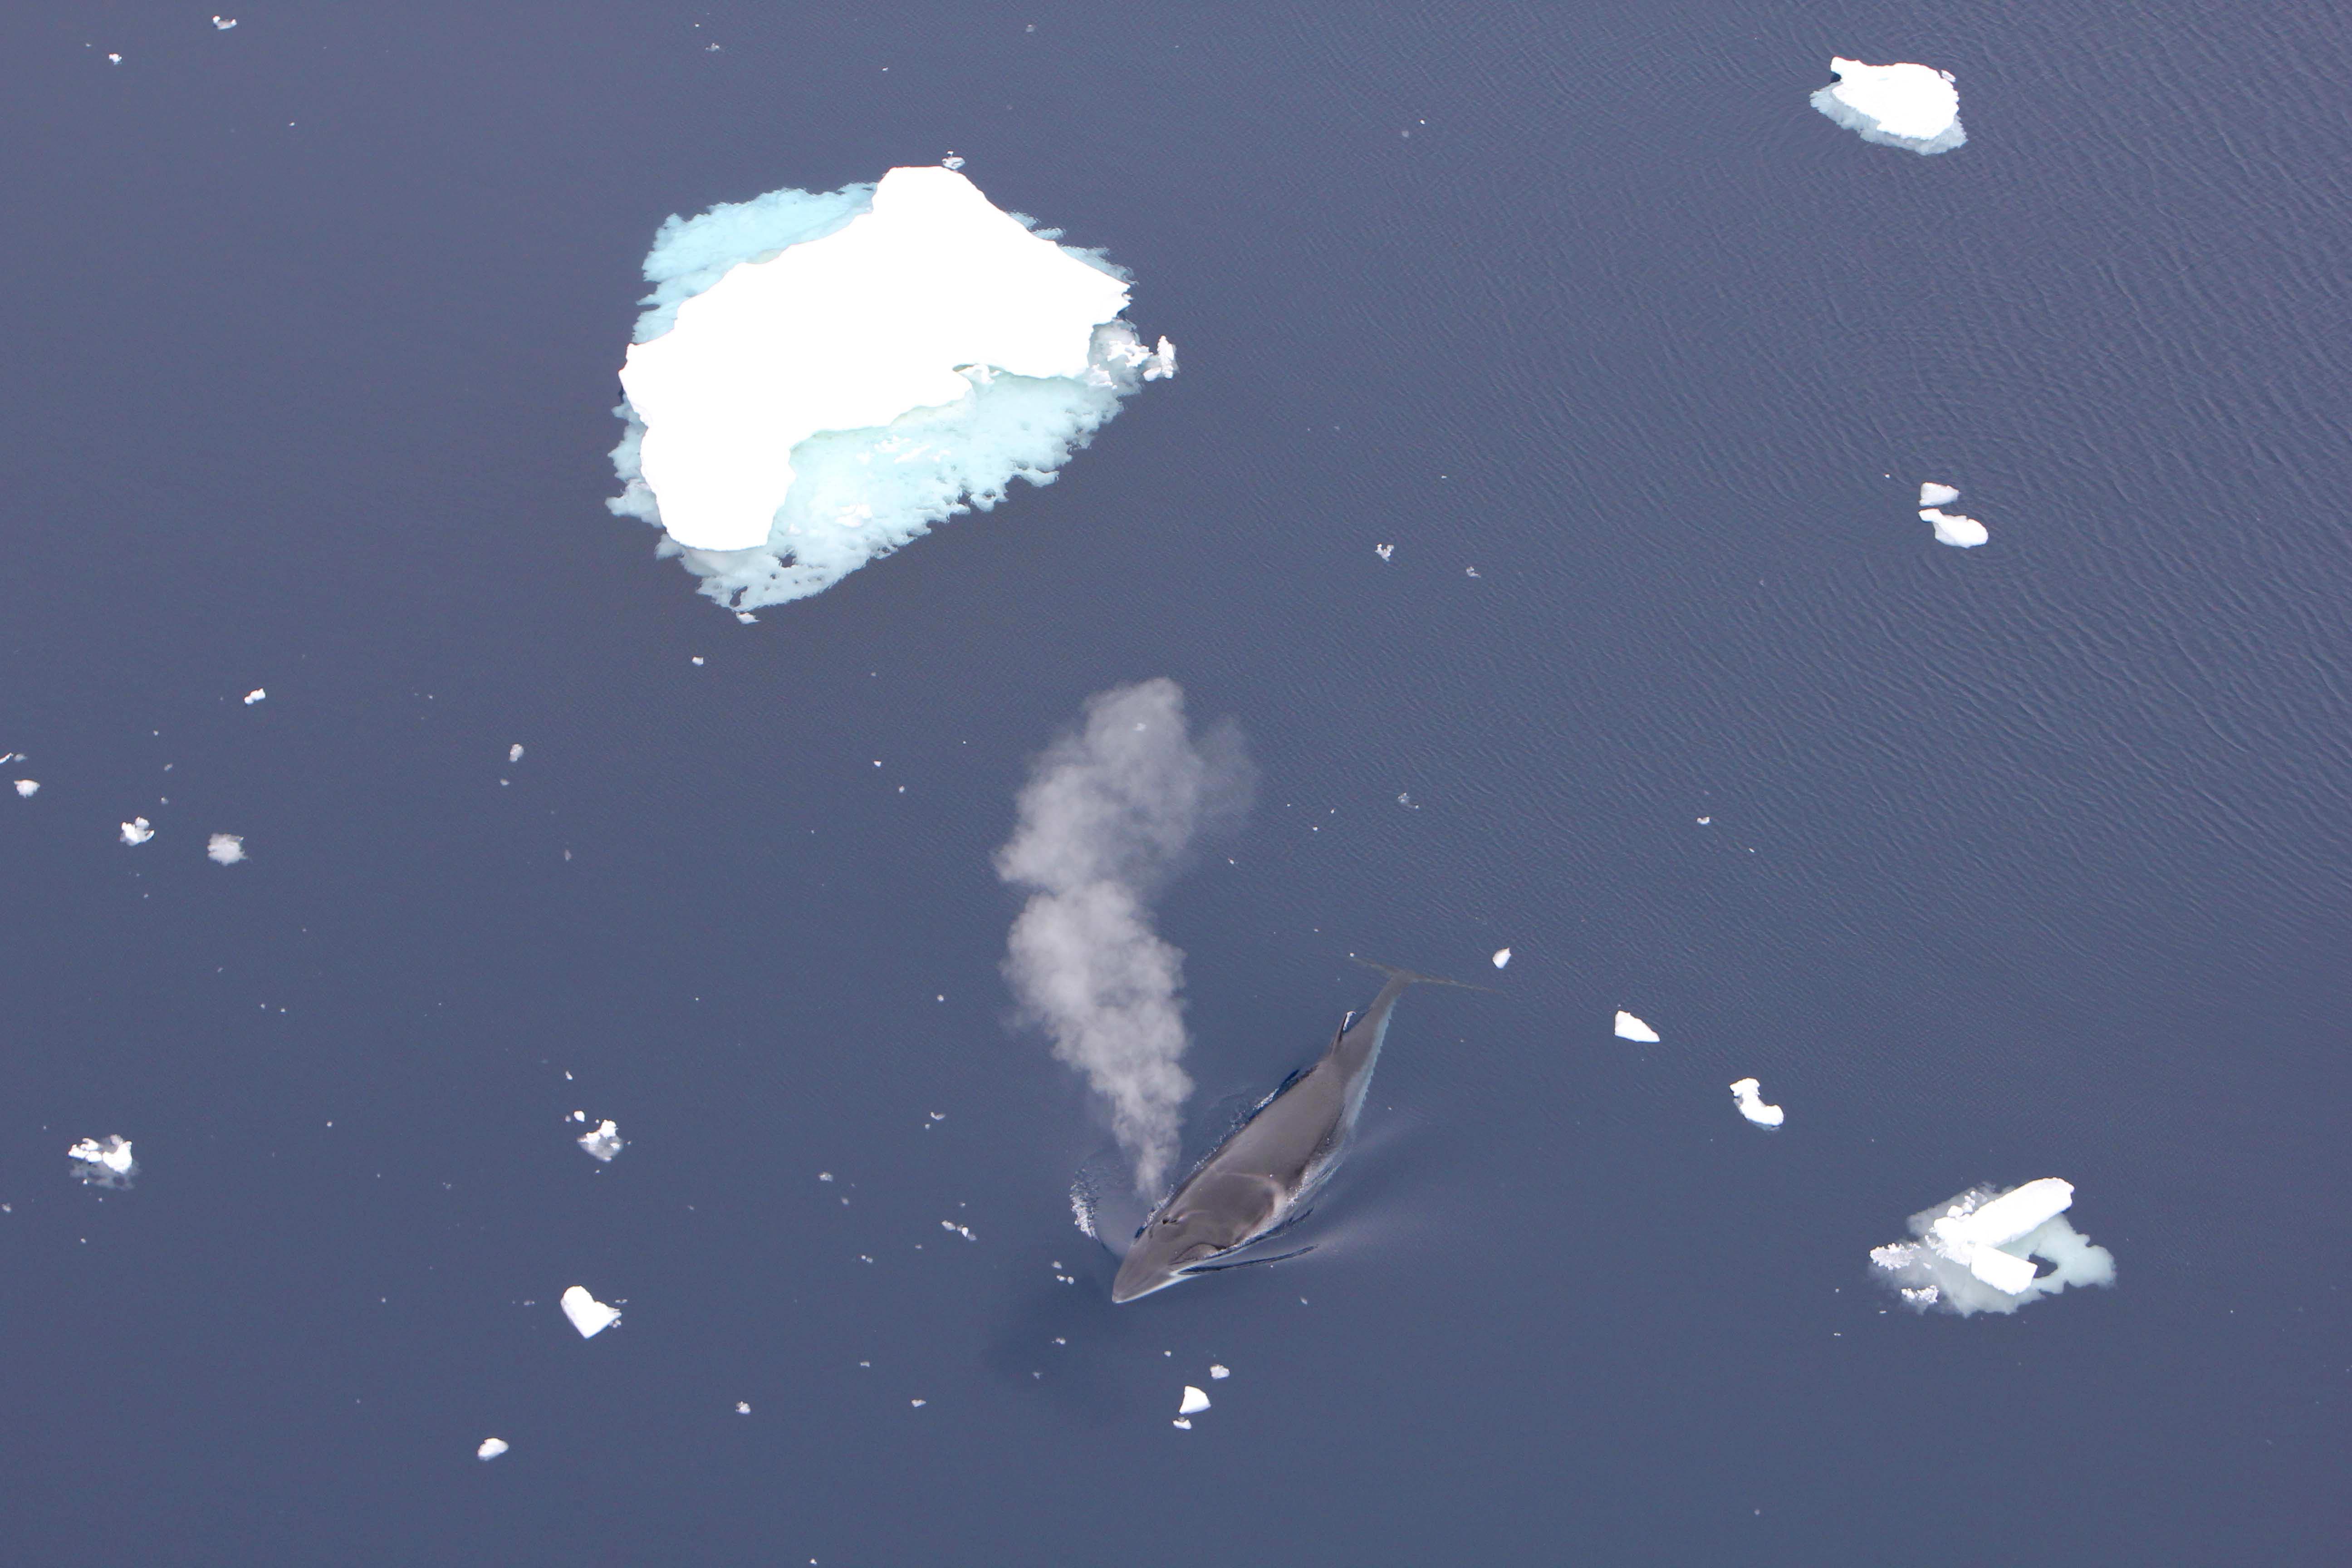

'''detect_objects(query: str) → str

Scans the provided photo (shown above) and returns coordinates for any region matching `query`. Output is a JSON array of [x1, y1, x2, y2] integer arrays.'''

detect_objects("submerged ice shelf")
[[610, 164, 1174, 612], [1871, 1178, 2116, 1315], [1812, 58, 1965, 155]]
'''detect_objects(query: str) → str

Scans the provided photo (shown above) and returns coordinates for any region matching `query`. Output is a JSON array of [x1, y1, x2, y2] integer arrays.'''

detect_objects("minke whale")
[[1110, 960, 1471, 1304]]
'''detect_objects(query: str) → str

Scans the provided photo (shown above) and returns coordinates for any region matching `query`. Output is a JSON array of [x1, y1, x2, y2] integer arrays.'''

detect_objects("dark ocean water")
[[2, 2, 2345, 1563]]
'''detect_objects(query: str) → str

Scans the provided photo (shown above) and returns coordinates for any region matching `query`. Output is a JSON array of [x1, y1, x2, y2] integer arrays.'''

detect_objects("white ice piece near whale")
[[559, 1285, 622, 1338], [1918, 482, 1960, 508], [1921, 508, 1989, 547], [69, 1135, 137, 1187], [610, 165, 1174, 611], [1811, 58, 1965, 155], [1871, 1177, 2116, 1315], [1728, 1077, 1784, 1127], [1613, 1010, 1660, 1043]]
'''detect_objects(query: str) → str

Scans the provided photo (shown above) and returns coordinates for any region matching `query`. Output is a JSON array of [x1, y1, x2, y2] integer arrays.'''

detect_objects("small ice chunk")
[[1872, 1179, 2116, 1316], [119, 817, 154, 845], [1375, 543, 1394, 561], [576, 1120, 625, 1161], [1811, 58, 1965, 155], [559, 1285, 622, 1338], [1171, 1417, 1192, 1429], [243, 688, 266, 705], [1728, 1077, 1784, 1127], [212, 16, 237, 29], [14, 780, 35, 797], [1178, 1386, 1210, 1416], [1918, 482, 1960, 507], [475, 1438, 509, 1460], [207, 833, 246, 865], [69, 1135, 137, 1187], [735, 1400, 751, 1414], [1920, 508, 1989, 548], [1491, 947, 1512, 970], [1208, 1364, 1230, 1379], [508, 744, 524, 764], [1613, 1009, 1660, 1043]]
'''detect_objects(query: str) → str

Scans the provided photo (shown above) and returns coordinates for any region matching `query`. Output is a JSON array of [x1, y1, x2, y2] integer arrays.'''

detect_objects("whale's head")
[[1111, 1173, 1281, 1303]]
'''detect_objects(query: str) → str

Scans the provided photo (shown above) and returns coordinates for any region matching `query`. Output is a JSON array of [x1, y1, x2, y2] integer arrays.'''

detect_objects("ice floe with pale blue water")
[[608, 165, 1174, 613], [1812, 58, 1965, 156], [1871, 1178, 2116, 1315]]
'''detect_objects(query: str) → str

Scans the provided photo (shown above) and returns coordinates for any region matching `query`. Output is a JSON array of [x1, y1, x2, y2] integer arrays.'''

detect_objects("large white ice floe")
[[1871, 1178, 2116, 1315], [1613, 1010, 1660, 1043], [1811, 58, 1965, 155], [1178, 1386, 1211, 1416], [1918, 481, 1960, 508], [609, 165, 1175, 612], [69, 1135, 137, 1187], [1728, 1077, 1784, 1127], [559, 1285, 622, 1338], [1920, 508, 1989, 548]]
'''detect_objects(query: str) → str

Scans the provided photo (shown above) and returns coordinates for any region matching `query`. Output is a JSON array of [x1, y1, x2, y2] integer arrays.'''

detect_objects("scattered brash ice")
[[475, 1438, 509, 1460], [1811, 58, 1965, 154], [1918, 481, 1960, 507], [207, 833, 246, 865], [1491, 947, 1512, 970], [1920, 508, 1989, 547], [1871, 1178, 2117, 1315], [576, 1120, 625, 1161], [69, 1135, 137, 1188], [13, 780, 35, 797], [119, 817, 154, 846], [560, 1285, 622, 1338], [243, 689, 265, 705], [609, 165, 1175, 612], [1178, 1386, 1211, 1416], [1613, 1010, 1660, 1043], [1728, 1077, 1785, 1127]]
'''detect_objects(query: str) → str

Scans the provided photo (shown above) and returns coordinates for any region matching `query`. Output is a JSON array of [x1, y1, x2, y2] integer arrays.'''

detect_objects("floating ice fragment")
[[1918, 482, 1960, 507], [941, 153, 965, 171], [1871, 1179, 2116, 1316], [207, 833, 246, 865], [14, 780, 35, 797], [212, 16, 237, 29], [1171, 1417, 1192, 1429], [119, 817, 154, 846], [1178, 1386, 1210, 1416], [508, 744, 524, 764], [69, 1135, 137, 1187], [1491, 947, 1512, 969], [1375, 543, 1394, 561], [1613, 1010, 1660, 1043], [243, 688, 265, 704], [1208, 1364, 1230, 1380], [1920, 508, 1989, 548], [1811, 58, 1965, 155], [577, 1120, 625, 1161], [559, 1285, 622, 1338], [1728, 1077, 1784, 1128], [735, 1401, 751, 1414], [475, 1438, 509, 1460], [609, 166, 1174, 611]]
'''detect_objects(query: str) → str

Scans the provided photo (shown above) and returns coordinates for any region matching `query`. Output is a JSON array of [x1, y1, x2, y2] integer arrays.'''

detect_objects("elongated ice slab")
[[1918, 482, 1960, 507], [1920, 507, 1989, 547], [1812, 58, 1965, 155], [1178, 1386, 1211, 1416], [610, 166, 1174, 611], [69, 1135, 137, 1187], [1871, 1178, 2116, 1315], [576, 1119, 625, 1162], [560, 1285, 622, 1338], [476, 1438, 509, 1460], [1728, 1077, 1784, 1127], [1613, 1010, 1660, 1043]]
